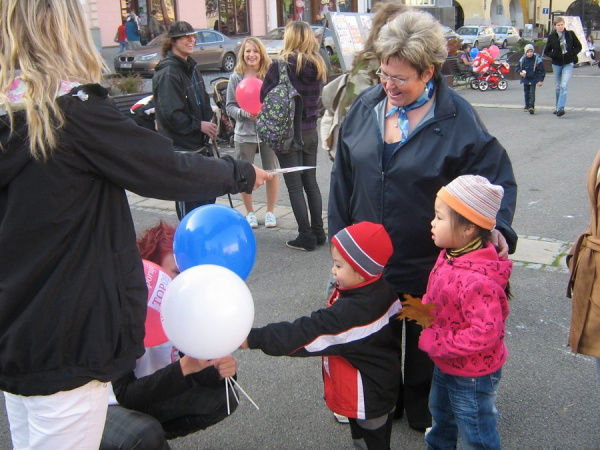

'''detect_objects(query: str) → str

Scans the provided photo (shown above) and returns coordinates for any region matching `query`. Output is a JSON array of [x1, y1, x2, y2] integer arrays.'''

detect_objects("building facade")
[[85, 0, 595, 56]]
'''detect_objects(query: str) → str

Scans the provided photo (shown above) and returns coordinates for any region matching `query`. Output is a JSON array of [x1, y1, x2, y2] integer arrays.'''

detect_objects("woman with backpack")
[[260, 22, 328, 251], [227, 38, 280, 229]]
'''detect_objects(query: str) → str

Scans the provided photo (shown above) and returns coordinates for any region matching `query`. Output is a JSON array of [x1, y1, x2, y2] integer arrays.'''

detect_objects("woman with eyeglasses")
[[328, 9, 517, 436]]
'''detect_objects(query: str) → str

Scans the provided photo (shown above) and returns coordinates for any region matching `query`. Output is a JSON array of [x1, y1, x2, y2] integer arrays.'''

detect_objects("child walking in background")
[[418, 175, 512, 450], [517, 43, 545, 114], [241, 222, 402, 449]]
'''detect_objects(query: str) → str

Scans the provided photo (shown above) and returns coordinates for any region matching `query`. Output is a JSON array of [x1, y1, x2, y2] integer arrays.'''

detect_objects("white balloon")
[[160, 264, 254, 359]]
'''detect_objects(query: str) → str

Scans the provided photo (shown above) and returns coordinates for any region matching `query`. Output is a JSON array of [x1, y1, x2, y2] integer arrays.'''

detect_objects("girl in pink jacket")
[[419, 175, 512, 450]]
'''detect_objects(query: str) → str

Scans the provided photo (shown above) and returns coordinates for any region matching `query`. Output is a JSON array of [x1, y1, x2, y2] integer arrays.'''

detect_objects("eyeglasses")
[[376, 67, 418, 86]]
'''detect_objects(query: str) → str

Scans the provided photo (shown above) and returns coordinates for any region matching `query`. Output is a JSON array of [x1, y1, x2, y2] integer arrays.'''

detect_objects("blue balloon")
[[173, 205, 256, 280], [470, 47, 480, 58]]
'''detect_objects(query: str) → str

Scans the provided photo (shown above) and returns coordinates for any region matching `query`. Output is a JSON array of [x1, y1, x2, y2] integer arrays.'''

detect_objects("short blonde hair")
[[554, 16, 565, 25], [234, 37, 272, 80], [374, 10, 447, 76], [0, 0, 106, 160]]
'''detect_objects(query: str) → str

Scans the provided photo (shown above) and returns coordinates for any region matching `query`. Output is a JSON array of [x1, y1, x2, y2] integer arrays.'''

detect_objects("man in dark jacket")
[[153, 21, 219, 219], [543, 16, 582, 117]]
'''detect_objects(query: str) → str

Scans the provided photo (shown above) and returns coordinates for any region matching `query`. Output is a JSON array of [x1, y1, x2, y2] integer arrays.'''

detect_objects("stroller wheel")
[[470, 79, 480, 90], [478, 80, 489, 91], [497, 80, 508, 90]]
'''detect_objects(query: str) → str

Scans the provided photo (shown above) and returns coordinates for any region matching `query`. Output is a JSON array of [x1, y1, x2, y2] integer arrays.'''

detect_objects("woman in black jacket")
[[0, 1, 271, 448], [543, 16, 582, 117]]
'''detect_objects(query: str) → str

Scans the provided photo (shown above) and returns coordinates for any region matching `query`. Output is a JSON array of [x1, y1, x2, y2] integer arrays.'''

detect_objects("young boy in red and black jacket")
[[241, 222, 402, 449]]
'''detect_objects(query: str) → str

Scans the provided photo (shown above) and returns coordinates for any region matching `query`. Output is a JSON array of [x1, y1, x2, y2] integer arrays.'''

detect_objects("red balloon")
[[142, 260, 172, 347], [235, 77, 263, 115], [488, 45, 500, 60]]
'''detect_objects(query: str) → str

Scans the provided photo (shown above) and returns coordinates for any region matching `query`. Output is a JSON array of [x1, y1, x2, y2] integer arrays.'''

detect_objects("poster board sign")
[[562, 16, 590, 64], [325, 12, 374, 72]]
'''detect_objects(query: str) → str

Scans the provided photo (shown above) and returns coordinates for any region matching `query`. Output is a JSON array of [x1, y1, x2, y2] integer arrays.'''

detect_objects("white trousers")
[[4, 380, 109, 450]]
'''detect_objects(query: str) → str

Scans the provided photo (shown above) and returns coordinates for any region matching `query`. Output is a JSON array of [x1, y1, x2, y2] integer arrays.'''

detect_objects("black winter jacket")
[[544, 29, 582, 66], [248, 277, 402, 419], [0, 84, 255, 396], [516, 53, 546, 85], [113, 359, 222, 411], [329, 77, 517, 295], [153, 52, 213, 150]]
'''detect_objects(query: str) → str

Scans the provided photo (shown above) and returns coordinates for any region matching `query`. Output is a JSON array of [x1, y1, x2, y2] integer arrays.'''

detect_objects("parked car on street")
[[493, 26, 520, 48], [456, 25, 496, 49], [256, 26, 336, 58], [114, 29, 240, 77]]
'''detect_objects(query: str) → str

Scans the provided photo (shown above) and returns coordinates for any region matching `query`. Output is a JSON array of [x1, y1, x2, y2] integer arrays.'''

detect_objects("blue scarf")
[[385, 79, 435, 144]]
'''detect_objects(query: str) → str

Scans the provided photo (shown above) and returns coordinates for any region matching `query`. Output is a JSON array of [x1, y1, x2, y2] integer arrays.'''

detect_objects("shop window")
[[207, 0, 249, 35], [148, 0, 176, 25]]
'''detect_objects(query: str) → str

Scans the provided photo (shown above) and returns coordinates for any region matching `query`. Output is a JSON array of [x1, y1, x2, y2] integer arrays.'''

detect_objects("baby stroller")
[[211, 76, 235, 147], [471, 51, 510, 91]]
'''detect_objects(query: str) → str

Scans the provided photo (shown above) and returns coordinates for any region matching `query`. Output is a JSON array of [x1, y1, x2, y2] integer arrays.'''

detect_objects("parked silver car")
[[456, 25, 496, 49], [257, 26, 336, 58], [493, 26, 520, 48], [114, 29, 240, 77]]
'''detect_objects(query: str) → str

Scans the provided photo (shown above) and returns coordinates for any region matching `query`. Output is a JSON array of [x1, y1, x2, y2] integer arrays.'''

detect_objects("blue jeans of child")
[[425, 366, 502, 450], [552, 63, 574, 111]]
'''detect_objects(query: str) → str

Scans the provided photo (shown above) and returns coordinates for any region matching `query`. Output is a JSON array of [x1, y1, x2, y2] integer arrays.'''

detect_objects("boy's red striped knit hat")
[[437, 175, 504, 231], [332, 222, 393, 281]]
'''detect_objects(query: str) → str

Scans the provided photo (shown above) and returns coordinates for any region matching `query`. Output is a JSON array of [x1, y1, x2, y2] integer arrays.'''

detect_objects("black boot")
[[286, 232, 317, 251]]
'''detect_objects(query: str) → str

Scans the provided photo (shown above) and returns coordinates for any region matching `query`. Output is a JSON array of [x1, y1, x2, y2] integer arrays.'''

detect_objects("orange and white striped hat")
[[437, 175, 504, 231]]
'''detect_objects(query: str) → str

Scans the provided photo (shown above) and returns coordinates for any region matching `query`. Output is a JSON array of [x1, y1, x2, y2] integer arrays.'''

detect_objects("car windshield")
[[458, 27, 478, 35], [265, 28, 285, 39], [494, 27, 507, 34], [146, 33, 168, 46]]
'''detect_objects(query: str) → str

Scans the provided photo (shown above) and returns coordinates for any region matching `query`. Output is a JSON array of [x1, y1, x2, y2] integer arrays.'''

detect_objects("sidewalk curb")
[[127, 192, 571, 271]]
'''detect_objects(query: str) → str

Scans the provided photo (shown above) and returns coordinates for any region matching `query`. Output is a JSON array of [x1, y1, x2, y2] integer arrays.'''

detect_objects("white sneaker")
[[333, 412, 349, 424], [246, 212, 258, 229], [264, 211, 277, 228]]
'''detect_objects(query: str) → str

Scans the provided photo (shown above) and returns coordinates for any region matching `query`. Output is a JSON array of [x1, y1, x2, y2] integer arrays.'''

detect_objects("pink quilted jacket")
[[419, 243, 512, 377]]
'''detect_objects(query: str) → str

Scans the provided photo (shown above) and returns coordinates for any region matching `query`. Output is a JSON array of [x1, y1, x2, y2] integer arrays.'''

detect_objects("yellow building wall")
[[460, 0, 532, 26]]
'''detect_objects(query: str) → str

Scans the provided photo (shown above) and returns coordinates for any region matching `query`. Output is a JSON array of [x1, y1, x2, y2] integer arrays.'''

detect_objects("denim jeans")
[[277, 128, 323, 237], [425, 366, 502, 450], [523, 84, 536, 109], [552, 63, 574, 110]]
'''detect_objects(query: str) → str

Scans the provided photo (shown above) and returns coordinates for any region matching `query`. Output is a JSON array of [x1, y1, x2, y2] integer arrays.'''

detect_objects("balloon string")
[[227, 376, 259, 410], [225, 375, 230, 415], [256, 129, 261, 154], [227, 377, 240, 405]]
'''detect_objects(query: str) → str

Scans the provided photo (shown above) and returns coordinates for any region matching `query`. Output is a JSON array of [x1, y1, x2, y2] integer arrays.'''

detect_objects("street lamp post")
[[547, 0, 553, 36]]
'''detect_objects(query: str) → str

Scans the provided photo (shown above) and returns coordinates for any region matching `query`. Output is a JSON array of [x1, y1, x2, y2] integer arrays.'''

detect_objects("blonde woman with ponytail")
[[0, 1, 271, 447]]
